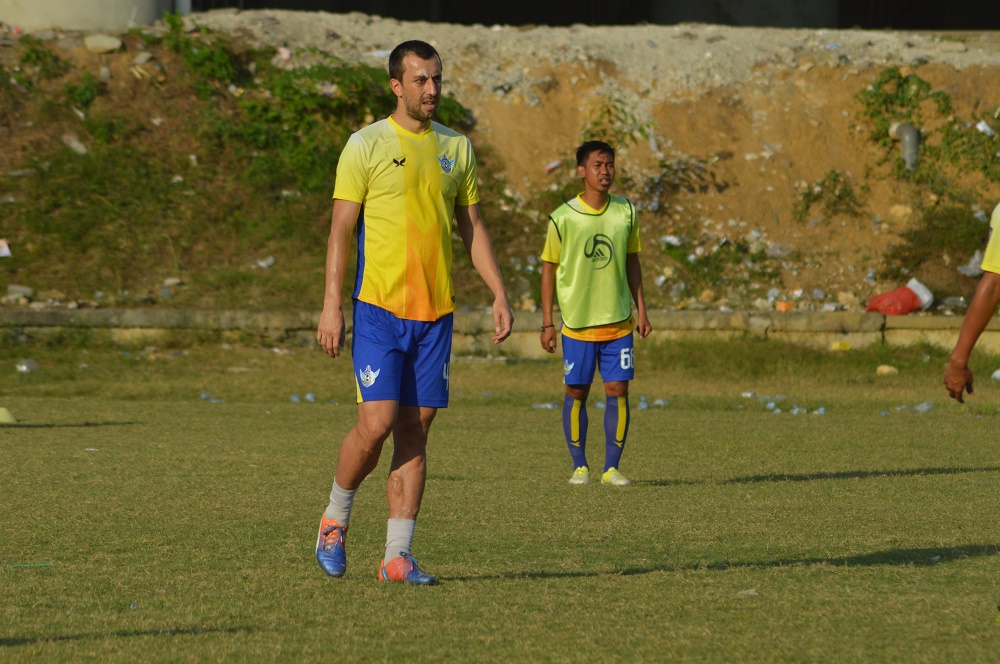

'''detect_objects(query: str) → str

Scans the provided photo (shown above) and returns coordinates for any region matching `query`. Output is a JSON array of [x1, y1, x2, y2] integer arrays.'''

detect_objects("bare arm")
[[626, 252, 652, 338], [316, 199, 361, 358], [944, 270, 1000, 402], [454, 203, 513, 344], [540, 260, 557, 353]]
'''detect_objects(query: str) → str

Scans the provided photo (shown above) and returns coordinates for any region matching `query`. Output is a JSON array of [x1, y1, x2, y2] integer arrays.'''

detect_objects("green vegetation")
[[1, 339, 999, 660], [856, 66, 1000, 185], [581, 97, 651, 151], [63, 71, 102, 110], [0, 18, 481, 309], [793, 169, 866, 224]]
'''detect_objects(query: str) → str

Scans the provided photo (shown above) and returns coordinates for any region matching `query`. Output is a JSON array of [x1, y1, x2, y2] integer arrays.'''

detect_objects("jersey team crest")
[[359, 365, 380, 388], [437, 154, 455, 173]]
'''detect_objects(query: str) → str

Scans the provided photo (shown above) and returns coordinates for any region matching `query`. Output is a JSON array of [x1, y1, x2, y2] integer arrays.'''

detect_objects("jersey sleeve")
[[455, 137, 480, 207], [626, 199, 642, 253], [541, 217, 562, 263], [981, 202, 1000, 274], [332, 133, 368, 203]]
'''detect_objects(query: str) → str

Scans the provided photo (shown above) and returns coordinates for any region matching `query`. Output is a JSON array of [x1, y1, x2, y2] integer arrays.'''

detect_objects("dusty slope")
[[8, 10, 1000, 311], [185, 10, 1000, 310]]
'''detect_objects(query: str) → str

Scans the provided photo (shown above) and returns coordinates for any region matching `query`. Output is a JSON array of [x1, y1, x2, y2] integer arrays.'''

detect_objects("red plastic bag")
[[865, 286, 921, 315], [865, 278, 933, 316]]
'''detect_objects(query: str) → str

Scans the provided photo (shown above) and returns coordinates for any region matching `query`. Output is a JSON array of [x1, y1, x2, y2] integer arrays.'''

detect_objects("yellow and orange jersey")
[[334, 116, 479, 321]]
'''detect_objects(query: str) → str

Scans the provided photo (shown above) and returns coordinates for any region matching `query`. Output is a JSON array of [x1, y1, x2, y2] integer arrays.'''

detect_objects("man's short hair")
[[576, 141, 615, 167], [389, 40, 441, 82]]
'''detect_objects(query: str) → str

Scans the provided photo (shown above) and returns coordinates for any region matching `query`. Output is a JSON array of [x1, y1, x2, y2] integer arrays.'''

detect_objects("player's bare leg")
[[317, 399, 398, 577], [379, 405, 438, 585]]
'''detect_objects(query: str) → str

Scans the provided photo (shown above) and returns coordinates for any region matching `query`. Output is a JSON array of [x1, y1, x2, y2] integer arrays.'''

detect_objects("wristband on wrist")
[[541, 324, 555, 331]]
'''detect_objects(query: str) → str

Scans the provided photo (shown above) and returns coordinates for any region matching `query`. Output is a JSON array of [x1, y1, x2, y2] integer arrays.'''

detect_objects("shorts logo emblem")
[[563, 360, 574, 376], [359, 365, 380, 388]]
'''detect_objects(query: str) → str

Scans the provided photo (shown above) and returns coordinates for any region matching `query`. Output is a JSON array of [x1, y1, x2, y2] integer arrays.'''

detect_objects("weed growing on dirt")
[[793, 170, 866, 224], [17, 35, 70, 81], [63, 71, 102, 110], [881, 205, 990, 285], [581, 97, 652, 151]]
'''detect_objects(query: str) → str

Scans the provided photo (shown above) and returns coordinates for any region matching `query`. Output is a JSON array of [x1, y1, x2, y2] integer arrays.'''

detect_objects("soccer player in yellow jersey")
[[945, 202, 1000, 402], [540, 141, 652, 486], [315, 40, 513, 585]]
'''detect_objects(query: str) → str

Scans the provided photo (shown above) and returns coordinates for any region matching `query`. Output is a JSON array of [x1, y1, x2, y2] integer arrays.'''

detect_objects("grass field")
[[1, 337, 999, 661]]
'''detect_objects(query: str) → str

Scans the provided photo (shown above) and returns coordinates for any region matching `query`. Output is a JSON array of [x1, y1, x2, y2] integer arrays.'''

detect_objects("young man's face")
[[391, 54, 442, 125], [578, 150, 615, 193]]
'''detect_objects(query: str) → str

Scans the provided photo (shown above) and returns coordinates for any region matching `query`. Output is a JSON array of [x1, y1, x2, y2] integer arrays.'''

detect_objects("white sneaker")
[[569, 466, 590, 485], [601, 467, 632, 486]]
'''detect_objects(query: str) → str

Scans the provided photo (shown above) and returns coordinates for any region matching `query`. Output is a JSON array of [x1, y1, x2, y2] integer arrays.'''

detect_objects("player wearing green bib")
[[540, 141, 652, 486]]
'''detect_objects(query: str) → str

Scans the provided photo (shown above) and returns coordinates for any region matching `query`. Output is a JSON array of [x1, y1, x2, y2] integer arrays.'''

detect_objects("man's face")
[[392, 54, 442, 125], [578, 150, 615, 193]]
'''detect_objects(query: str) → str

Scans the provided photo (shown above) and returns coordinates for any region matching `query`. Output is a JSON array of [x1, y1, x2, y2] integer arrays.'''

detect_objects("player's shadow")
[[635, 465, 1000, 487], [0, 421, 137, 429], [445, 543, 999, 583], [0, 625, 252, 648], [721, 465, 1000, 484]]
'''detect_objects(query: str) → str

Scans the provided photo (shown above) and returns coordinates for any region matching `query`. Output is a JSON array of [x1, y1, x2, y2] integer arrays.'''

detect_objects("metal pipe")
[[896, 122, 920, 172]]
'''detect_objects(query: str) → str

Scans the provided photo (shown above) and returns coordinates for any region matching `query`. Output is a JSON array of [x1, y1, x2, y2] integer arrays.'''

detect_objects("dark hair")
[[388, 40, 441, 82], [576, 140, 615, 167]]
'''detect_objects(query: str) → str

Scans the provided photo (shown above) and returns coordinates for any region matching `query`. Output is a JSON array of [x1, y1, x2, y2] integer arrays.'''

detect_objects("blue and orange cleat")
[[378, 552, 437, 586], [316, 515, 348, 577]]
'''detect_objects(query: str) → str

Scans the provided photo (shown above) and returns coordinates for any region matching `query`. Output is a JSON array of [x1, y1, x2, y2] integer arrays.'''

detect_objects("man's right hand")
[[317, 306, 346, 358], [944, 358, 974, 403]]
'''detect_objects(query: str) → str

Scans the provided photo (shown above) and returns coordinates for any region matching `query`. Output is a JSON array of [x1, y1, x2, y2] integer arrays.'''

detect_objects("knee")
[[605, 382, 629, 398], [566, 385, 590, 401]]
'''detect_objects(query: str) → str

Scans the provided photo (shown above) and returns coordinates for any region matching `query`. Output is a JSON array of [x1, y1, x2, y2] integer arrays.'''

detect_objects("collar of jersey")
[[574, 194, 609, 215], [389, 115, 433, 138]]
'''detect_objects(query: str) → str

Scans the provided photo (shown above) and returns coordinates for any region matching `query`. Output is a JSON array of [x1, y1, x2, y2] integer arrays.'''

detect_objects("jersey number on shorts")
[[619, 348, 634, 371]]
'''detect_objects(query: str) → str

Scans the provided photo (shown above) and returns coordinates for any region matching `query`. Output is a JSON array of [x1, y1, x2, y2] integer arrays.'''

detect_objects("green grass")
[[2, 339, 1000, 660]]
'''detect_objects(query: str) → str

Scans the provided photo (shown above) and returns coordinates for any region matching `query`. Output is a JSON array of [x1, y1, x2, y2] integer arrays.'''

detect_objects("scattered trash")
[[305, 393, 315, 402], [929, 555, 941, 563], [367, 49, 392, 59], [865, 278, 933, 316], [652, 398, 668, 407], [271, 347, 292, 355], [775, 300, 794, 312], [0, 407, 16, 423], [991, 369, 1000, 381], [129, 602, 138, 610], [741, 391, 757, 398], [15, 358, 38, 373], [974, 210, 989, 222], [0, 239, 10, 257], [876, 365, 898, 376], [532, 402, 558, 409], [290, 394, 301, 403], [813, 407, 826, 415], [61, 133, 87, 155], [912, 401, 933, 413], [976, 120, 996, 137], [544, 160, 562, 174], [659, 235, 682, 247], [595, 400, 605, 410], [256, 256, 276, 269], [200, 390, 224, 403], [1, 563, 52, 568], [327, 400, 338, 406], [637, 395, 648, 411], [940, 296, 967, 309], [829, 340, 851, 352], [737, 588, 758, 596], [957, 250, 983, 278]]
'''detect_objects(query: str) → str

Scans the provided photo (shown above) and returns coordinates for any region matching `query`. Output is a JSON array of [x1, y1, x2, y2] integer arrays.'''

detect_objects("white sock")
[[385, 518, 416, 562], [323, 479, 356, 526]]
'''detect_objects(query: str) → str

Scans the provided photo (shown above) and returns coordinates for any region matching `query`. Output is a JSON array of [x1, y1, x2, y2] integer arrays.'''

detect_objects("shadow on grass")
[[722, 466, 1000, 484], [636, 466, 1000, 487], [0, 625, 252, 648], [445, 543, 999, 582], [0, 422, 137, 429]]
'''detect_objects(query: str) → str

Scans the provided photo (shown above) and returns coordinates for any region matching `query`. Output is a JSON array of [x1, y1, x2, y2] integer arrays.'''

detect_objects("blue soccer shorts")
[[561, 332, 635, 386], [350, 300, 453, 408]]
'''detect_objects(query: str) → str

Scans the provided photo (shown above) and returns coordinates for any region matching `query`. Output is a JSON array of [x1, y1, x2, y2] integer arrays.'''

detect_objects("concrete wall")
[[2, 308, 994, 358], [0, 0, 173, 32]]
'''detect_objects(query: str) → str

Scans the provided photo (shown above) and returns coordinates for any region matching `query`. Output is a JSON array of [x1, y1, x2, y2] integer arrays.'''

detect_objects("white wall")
[[0, 0, 175, 32]]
